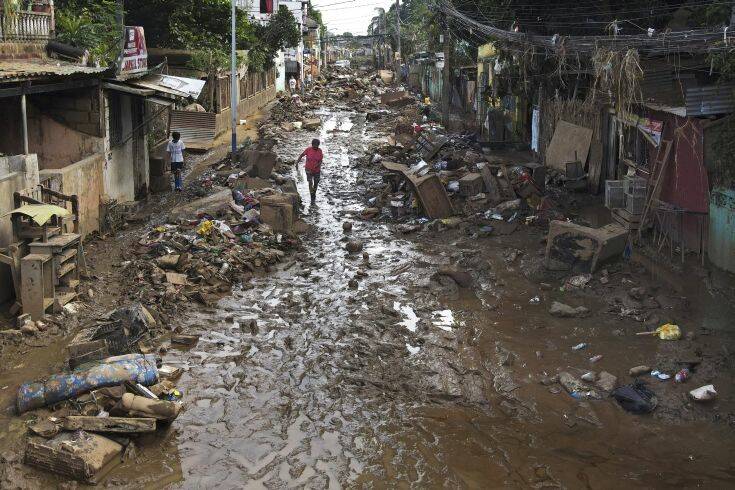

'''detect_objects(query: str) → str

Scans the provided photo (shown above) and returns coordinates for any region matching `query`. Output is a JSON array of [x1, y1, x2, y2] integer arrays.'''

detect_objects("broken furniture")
[[415, 132, 448, 161], [25, 431, 123, 484], [381, 161, 454, 219], [545, 220, 628, 273], [3, 187, 85, 320]]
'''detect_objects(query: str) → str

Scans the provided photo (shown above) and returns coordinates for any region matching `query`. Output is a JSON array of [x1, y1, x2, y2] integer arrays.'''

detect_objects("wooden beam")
[[102, 82, 156, 97], [0, 78, 99, 99], [62, 416, 157, 433]]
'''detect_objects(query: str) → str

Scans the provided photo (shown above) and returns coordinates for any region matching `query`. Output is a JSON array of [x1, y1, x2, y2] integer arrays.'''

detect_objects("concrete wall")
[[26, 111, 104, 170], [216, 84, 277, 136], [39, 153, 104, 238], [0, 154, 40, 303]]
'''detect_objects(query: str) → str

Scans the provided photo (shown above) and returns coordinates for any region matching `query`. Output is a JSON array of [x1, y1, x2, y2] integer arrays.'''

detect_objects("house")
[[237, 0, 308, 91]]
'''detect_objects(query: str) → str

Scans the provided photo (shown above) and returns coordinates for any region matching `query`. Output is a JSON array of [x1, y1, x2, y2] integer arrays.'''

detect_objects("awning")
[[3, 204, 71, 226], [103, 74, 205, 102]]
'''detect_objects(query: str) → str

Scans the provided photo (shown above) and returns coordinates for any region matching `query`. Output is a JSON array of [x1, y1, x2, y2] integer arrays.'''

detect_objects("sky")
[[311, 0, 398, 36]]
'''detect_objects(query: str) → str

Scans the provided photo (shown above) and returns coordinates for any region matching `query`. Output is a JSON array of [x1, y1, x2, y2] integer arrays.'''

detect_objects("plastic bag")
[[612, 380, 658, 414], [656, 323, 681, 340]]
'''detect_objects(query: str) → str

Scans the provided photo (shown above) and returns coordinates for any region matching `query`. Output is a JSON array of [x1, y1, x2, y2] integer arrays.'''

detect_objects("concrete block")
[[260, 195, 294, 234], [242, 150, 276, 179], [545, 220, 628, 273]]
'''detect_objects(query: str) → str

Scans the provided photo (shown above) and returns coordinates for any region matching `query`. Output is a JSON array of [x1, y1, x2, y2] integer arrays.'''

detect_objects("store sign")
[[619, 111, 663, 147], [119, 26, 148, 76]]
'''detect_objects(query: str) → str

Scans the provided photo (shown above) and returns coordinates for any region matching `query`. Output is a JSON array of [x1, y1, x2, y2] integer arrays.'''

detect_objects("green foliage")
[[55, 0, 121, 66], [124, 0, 298, 72]]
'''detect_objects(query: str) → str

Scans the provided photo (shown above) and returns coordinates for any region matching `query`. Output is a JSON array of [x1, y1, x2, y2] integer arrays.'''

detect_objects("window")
[[260, 0, 273, 14]]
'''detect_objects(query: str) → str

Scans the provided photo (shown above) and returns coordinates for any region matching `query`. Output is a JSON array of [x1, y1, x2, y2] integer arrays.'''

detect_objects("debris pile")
[[120, 188, 300, 311], [16, 302, 190, 483]]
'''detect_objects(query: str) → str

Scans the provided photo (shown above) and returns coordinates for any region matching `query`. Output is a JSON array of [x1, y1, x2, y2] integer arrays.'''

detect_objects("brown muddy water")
[[2, 106, 735, 488]]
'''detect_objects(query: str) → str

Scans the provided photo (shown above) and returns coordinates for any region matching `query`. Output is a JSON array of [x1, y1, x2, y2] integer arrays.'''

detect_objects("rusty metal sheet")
[[170, 110, 217, 145], [686, 84, 735, 116]]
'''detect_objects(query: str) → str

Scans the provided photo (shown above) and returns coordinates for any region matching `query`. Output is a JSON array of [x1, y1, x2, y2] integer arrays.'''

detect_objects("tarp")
[[3, 204, 70, 226]]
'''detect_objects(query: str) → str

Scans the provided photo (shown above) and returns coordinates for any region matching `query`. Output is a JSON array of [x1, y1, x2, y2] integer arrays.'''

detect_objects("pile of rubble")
[[12, 303, 191, 484], [259, 70, 398, 142]]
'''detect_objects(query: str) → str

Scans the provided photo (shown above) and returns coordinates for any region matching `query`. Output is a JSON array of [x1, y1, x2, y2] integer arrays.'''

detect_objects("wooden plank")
[[479, 165, 502, 203], [545, 120, 593, 171], [62, 416, 156, 433], [587, 139, 604, 194], [637, 140, 673, 240]]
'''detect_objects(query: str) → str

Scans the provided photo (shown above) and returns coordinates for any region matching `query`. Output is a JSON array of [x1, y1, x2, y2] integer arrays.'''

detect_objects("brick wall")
[[32, 85, 104, 137]]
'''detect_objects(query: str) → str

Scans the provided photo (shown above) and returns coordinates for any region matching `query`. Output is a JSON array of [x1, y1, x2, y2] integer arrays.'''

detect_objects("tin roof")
[[0, 58, 107, 82]]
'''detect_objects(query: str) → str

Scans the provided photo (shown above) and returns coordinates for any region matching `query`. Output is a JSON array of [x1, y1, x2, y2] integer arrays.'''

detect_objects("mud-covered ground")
[[2, 101, 735, 488]]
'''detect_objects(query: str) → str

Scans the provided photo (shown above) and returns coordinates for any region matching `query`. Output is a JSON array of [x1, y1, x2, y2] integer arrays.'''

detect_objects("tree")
[[123, 0, 298, 71], [54, 0, 121, 66]]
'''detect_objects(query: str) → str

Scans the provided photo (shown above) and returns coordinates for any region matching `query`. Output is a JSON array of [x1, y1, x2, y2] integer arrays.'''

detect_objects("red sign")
[[119, 26, 148, 75]]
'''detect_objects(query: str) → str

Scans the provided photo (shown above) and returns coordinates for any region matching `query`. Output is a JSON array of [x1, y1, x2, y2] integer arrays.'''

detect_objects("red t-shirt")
[[302, 147, 323, 174]]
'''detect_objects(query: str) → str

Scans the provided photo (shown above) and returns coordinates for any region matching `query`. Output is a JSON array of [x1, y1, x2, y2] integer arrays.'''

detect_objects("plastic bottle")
[[572, 343, 587, 351]]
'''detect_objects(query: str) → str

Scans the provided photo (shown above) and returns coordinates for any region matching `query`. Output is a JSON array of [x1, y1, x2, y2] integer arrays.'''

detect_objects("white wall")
[[104, 93, 136, 202]]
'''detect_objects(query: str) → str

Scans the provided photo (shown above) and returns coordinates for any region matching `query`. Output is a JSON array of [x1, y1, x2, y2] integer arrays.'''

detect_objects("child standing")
[[167, 131, 185, 191], [296, 138, 323, 202]]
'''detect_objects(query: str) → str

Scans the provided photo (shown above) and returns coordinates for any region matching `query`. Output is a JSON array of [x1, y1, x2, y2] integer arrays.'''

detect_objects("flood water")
[[3, 106, 734, 488]]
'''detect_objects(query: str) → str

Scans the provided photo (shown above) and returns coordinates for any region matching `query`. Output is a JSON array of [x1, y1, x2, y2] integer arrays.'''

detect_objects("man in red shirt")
[[296, 139, 324, 202]]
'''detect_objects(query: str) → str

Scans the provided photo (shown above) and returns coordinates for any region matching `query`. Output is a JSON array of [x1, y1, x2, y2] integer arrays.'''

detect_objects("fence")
[[0, 11, 53, 41]]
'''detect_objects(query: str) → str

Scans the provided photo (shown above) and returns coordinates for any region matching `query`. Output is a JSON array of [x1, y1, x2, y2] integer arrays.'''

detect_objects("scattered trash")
[[572, 343, 588, 351], [121, 393, 181, 422], [589, 355, 604, 364], [675, 368, 690, 384], [636, 323, 682, 340], [650, 370, 671, 381], [581, 372, 597, 382], [689, 385, 717, 402], [612, 381, 658, 414]]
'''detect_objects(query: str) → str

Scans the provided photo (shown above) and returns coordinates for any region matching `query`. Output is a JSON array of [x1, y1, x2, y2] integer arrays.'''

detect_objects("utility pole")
[[230, 0, 238, 165], [395, 0, 401, 79], [441, 14, 451, 128]]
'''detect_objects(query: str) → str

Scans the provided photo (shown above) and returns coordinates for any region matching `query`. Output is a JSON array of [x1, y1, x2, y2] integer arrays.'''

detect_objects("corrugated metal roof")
[[686, 84, 735, 116], [128, 74, 205, 99], [0, 58, 107, 82]]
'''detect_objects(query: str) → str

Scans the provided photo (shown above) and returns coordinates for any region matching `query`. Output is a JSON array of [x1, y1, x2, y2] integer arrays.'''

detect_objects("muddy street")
[[2, 0, 735, 487], [92, 104, 733, 488]]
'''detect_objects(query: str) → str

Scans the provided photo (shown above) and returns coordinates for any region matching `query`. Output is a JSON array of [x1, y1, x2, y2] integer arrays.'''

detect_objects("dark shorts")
[[306, 171, 321, 191], [171, 161, 183, 172]]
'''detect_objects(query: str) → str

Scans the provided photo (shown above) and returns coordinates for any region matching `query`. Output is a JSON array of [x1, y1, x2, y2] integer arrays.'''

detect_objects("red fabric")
[[303, 147, 323, 173]]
